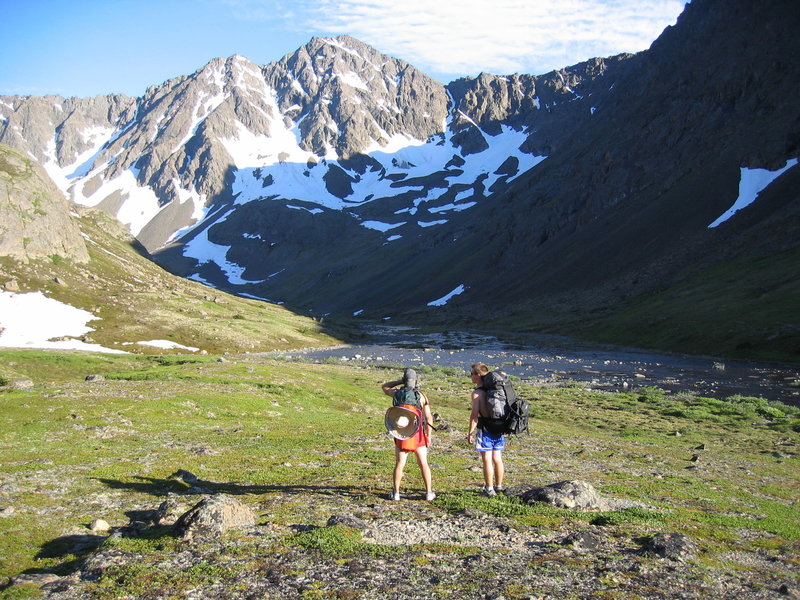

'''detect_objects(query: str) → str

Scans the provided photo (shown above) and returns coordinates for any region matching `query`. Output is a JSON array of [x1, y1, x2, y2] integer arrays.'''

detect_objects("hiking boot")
[[483, 487, 496, 497], [390, 490, 401, 501], [425, 491, 436, 502], [495, 485, 504, 494]]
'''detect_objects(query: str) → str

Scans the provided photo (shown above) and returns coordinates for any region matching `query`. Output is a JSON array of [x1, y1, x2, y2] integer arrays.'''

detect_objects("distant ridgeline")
[[2, 0, 799, 363]]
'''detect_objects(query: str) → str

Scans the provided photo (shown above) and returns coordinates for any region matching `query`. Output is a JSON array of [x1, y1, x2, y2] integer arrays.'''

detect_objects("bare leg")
[[414, 446, 433, 494], [393, 447, 409, 493], [480, 451, 495, 489], [492, 450, 505, 488]]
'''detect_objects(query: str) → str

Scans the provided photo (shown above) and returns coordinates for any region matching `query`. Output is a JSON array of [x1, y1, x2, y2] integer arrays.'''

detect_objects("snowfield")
[[0, 291, 198, 353]]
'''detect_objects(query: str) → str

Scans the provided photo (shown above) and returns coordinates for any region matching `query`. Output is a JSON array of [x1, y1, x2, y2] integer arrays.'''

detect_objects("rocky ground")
[[7, 470, 798, 600]]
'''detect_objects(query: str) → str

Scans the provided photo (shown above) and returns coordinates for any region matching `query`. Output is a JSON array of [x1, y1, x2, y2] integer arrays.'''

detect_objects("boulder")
[[521, 480, 609, 511], [173, 494, 256, 541]]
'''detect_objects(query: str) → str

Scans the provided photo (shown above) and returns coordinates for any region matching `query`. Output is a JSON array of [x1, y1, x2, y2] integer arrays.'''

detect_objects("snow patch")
[[419, 219, 448, 227], [336, 71, 370, 92], [122, 340, 199, 352], [182, 212, 266, 285], [0, 291, 126, 353], [287, 204, 324, 215], [427, 285, 467, 307], [360, 220, 405, 232], [709, 159, 798, 228]]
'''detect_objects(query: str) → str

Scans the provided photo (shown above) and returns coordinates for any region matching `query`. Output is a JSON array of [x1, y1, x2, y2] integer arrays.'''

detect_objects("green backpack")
[[393, 387, 422, 409]]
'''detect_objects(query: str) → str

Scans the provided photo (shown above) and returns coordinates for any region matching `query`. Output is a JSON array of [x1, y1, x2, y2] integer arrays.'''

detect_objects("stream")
[[272, 326, 800, 407]]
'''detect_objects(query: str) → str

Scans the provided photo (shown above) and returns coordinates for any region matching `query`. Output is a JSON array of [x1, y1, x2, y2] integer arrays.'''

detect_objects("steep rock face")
[[266, 35, 450, 160], [420, 0, 800, 320], [0, 143, 88, 263], [447, 55, 632, 155], [0, 95, 136, 169]]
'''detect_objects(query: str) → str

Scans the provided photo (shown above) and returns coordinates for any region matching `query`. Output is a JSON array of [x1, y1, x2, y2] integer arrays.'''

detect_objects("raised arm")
[[381, 379, 403, 397]]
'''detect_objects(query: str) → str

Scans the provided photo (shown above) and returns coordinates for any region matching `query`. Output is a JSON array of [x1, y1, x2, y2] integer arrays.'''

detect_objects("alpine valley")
[[2, 0, 799, 363]]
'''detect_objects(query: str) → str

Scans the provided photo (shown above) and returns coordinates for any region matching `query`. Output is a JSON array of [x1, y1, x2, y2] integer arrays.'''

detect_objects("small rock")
[[4, 279, 20, 292], [327, 514, 369, 530], [171, 469, 199, 484], [89, 519, 110, 532], [10, 573, 62, 586], [778, 584, 800, 599], [0, 506, 15, 517], [647, 532, 698, 561], [85, 374, 105, 382], [562, 530, 602, 551], [7, 379, 34, 390]]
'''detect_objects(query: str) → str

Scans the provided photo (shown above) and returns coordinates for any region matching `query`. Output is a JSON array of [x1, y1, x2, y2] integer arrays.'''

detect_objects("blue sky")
[[1, 0, 687, 98]]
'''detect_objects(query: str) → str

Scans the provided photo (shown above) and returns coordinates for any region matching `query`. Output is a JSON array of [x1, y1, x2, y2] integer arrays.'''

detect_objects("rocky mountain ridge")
[[1, 0, 798, 362], [1, 33, 615, 251]]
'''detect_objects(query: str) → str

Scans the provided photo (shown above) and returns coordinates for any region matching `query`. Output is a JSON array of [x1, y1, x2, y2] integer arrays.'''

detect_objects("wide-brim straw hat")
[[385, 406, 420, 440]]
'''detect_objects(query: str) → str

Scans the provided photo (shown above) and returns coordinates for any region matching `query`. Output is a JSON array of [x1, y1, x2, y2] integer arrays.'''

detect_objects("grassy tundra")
[[0, 350, 798, 599]]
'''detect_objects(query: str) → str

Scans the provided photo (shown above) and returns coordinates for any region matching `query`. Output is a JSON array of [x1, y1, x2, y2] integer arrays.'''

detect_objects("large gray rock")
[[521, 480, 609, 511], [173, 494, 256, 541], [0, 143, 89, 263]]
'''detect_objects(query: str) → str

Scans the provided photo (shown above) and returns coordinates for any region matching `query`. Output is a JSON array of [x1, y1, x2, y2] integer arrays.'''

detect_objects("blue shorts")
[[475, 428, 505, 452]]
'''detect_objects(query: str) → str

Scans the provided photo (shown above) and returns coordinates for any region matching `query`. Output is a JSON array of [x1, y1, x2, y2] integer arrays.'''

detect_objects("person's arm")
[[421, 392, 434, 437], [381, 379, 402, 397], [466, 389, 483, 444]]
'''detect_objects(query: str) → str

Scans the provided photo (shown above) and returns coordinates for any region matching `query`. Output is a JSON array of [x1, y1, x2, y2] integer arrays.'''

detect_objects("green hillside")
[[0, 207, 351, 354]]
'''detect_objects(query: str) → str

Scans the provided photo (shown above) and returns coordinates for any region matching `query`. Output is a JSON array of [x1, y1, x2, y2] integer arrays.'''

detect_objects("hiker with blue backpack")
[[382, 368, 436, 502], [467, 363, 527, 497]]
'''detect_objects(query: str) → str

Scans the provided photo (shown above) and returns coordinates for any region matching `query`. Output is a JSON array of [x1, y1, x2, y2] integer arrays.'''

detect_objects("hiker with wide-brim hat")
[[382, 368, 435, 502]]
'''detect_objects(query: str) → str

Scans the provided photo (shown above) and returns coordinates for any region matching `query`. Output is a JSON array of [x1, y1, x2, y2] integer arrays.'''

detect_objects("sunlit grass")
[[0, 349, 797, 588]]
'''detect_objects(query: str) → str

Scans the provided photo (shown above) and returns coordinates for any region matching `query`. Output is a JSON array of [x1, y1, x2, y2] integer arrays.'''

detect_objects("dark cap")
[[403, 368, 418, 388]]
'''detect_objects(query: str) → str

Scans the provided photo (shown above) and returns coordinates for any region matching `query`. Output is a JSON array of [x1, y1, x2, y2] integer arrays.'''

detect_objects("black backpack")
[[480, 370, 529, 436], [393, 386, 422, 409]]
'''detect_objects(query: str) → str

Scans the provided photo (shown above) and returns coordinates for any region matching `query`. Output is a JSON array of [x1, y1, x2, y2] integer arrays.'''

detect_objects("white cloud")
[[270, 0, 686, 79]]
